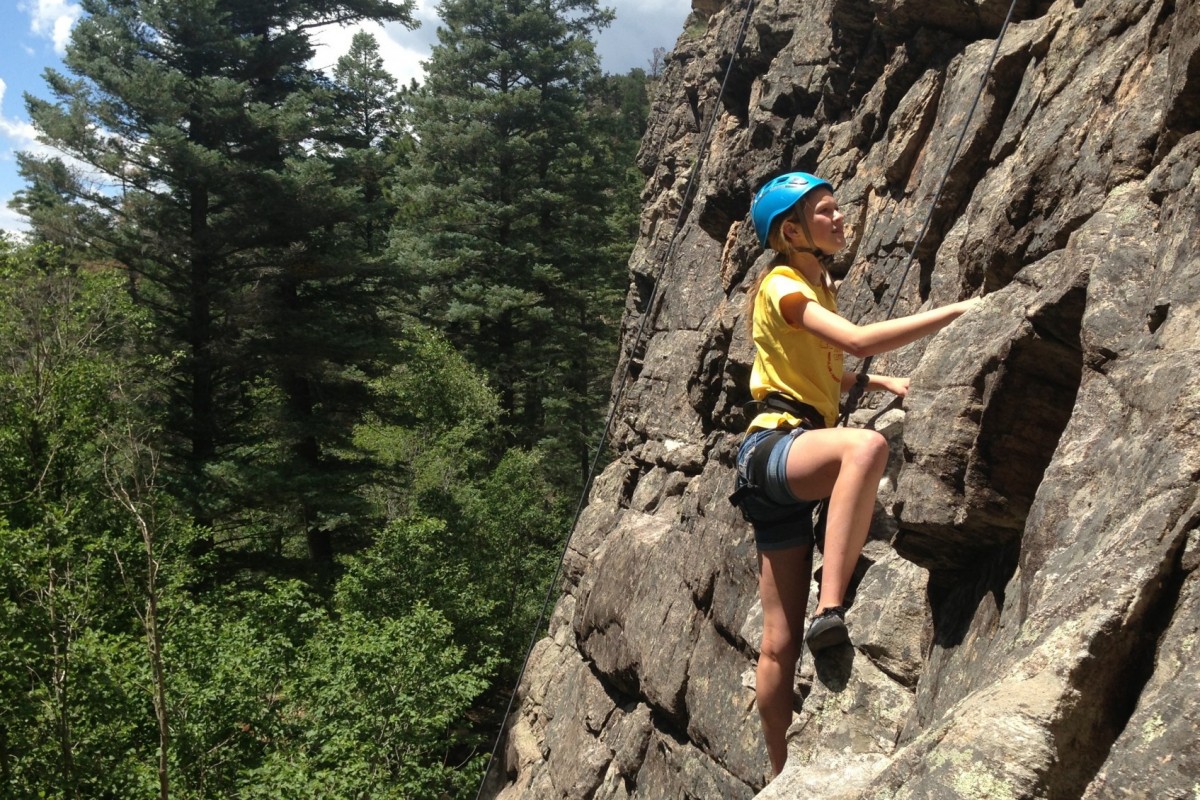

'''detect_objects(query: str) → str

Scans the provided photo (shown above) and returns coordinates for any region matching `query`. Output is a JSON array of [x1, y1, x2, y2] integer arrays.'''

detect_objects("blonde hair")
[[746, 197, 834, 337]]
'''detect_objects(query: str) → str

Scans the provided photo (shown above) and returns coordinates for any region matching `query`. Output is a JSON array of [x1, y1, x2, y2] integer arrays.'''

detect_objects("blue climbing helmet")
[[750, 171, 833, 248]]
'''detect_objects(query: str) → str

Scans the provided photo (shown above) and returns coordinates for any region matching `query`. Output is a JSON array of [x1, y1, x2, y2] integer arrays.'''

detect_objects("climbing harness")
[[472, 2, 760, 797], [838, 0, 1021, 426], [728, 393, 826, 529], [741, 391, 826, 431]]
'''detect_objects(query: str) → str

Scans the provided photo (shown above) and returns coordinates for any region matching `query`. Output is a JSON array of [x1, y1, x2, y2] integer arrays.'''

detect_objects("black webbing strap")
[[743, 392, 827, 431], [838, 371, 870, 428], [728, 428, 783, 509], [731, 392, 825, 515]]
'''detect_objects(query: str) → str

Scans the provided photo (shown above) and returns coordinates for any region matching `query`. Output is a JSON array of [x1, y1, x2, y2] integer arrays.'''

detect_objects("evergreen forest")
[[1, 0, 659, 796]]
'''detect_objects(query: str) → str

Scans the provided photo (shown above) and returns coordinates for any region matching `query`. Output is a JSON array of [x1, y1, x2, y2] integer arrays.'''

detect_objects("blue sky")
[[0, 0, 692, 235]]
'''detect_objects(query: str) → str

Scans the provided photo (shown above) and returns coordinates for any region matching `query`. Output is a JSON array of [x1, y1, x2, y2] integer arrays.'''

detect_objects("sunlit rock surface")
[[487, 0, 1200, 796]]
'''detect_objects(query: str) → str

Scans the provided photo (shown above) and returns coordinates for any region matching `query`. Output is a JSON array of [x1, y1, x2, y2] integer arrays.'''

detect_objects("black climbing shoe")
[[804, 606, 849, 653]]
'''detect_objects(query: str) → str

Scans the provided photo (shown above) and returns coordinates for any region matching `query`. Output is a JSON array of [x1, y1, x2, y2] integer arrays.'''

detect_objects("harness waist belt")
[[742, 392, 826, 430]]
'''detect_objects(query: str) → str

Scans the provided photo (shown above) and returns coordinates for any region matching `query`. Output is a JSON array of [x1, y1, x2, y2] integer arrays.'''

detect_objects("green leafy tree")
[[159, 580, 315, 796], [0, 238, 161, 797], [17, 0, 416, 564], [245, 602, 489, 799], [349, 325, 565, 771], [353, 326, 564, 648], [390, 0, 630, 491]]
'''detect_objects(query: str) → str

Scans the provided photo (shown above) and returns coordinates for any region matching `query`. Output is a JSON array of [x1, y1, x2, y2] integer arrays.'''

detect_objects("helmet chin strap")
[[788, 212, 824, 256]]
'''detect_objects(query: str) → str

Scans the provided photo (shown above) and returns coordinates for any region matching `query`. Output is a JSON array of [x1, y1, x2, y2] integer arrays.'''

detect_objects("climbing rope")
[[472, 2, 759, 797], [838, 0, 1021, 426]]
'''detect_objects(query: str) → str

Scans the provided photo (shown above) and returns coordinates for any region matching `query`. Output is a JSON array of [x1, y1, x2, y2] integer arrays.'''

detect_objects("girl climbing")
[[733, 172, 977, 775]]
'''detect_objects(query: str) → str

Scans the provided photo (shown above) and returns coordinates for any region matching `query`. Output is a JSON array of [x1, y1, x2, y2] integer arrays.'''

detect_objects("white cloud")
[[0, 80, 41, 150], [414, 0, 441, 22], [310, 2, 441, 88], [598, 1, 692, 73], [0, 197, 31, 235], [0, 79, 34, 234], [20, 0, 83, 54], [0, 78, 52, 159], [310, 19, 433, 87], [616, 0, 686, 11]]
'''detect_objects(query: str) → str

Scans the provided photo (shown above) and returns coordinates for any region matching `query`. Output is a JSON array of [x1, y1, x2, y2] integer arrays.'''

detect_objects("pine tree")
[[328, 31, 409, 257], [17, 0, 416, 560], [389, 0, 630, 491]]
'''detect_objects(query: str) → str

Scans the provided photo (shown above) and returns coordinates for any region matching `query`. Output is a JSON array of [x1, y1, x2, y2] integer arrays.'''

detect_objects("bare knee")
[[847, 429, 888, 474], [759, 630, 802, 670]]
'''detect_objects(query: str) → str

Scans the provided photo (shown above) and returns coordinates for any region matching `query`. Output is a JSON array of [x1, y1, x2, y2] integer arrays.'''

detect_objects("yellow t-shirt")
[[749, 265, 843, 430]]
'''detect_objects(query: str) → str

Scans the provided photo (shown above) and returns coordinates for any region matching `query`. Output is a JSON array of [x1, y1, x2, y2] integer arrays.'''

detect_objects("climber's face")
[[807, 189, 845, 253], [781, 188, 845, 255]]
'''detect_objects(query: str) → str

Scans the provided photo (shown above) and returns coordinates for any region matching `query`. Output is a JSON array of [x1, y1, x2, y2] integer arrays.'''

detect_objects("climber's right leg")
[[756, 544, 812, 776], [783, 427, 888, 615]]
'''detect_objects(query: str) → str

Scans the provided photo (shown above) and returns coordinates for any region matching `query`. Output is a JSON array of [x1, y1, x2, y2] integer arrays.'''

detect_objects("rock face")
[[488, 0, 1200, 796]]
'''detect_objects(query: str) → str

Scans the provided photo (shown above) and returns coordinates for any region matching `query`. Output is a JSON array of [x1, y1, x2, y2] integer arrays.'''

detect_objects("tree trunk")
[[187, 180, 217, 548]]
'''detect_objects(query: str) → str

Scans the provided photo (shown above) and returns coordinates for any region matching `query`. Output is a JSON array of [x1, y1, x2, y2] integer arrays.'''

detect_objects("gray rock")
[[487, 0, 1200, 797]]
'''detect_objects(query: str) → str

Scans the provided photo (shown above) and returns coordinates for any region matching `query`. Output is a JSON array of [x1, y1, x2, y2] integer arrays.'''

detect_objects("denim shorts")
[[734, 427, 820, 551]]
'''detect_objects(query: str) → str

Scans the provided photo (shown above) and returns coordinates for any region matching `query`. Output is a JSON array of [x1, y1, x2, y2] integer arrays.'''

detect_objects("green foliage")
[[465, 447, 567, 654], [390, 0, 633, 495], [0, 241, 141, 520], [354, 325, 566, 657], [0, 239, 163, 797], [355, 324, 502, 475], [0, 514, 161, 796], [17, 0, 419, 558], [0, 251, 557, 794], [246, 603, 489, 799], [160, 582, 310, 795], [0, 0, 653, 794]]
